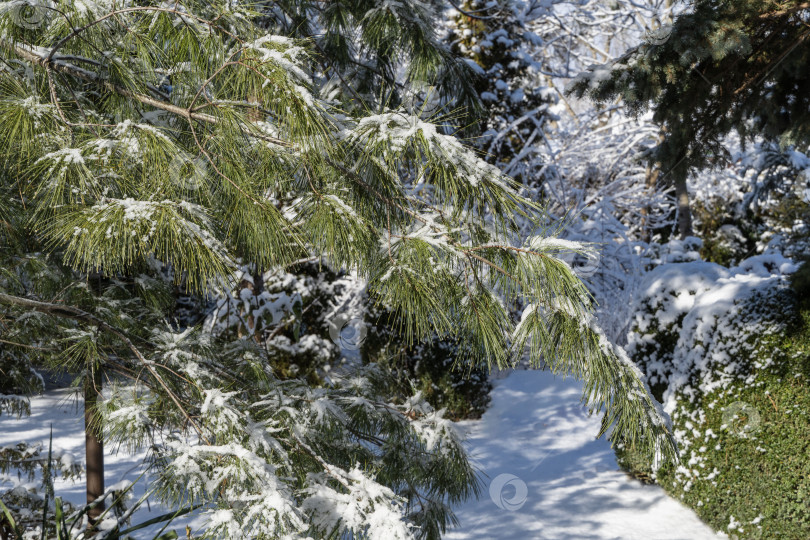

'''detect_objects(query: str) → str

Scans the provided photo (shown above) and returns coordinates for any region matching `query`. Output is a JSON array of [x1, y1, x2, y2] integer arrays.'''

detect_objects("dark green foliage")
[[362, 304, 492, 420], [692, 200, 757, 266], [626, 311, 685, 405], [261, 264, 341, 383], [209, 262, 348, 384], [0, 356, 41, 417]]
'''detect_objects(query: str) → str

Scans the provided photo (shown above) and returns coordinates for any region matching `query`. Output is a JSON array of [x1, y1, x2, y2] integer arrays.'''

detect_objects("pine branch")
[[1, 40, 292, 148]]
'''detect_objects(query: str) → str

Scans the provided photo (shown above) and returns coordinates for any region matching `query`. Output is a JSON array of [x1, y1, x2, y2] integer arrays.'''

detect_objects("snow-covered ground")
[[446, 370, 723, 540], [1, 370, 722, 539]]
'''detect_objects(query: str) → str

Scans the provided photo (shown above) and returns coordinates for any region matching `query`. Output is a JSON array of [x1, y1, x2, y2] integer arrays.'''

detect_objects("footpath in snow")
[[445, 369, 723, 540]]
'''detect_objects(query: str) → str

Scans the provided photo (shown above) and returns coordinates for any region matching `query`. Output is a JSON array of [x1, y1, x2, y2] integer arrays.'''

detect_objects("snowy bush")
[[0, 440, 83, 540], [622, 254, 810, 538]]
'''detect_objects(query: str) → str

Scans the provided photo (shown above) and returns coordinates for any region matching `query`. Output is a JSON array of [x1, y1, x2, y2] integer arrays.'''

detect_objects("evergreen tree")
[[570, 0, 810, 237], [0, 0, 676, 537]]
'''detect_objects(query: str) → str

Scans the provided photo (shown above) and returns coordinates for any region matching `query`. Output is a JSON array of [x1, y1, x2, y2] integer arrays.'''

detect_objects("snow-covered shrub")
[[206, 262, 359, 383], [621, 254, 810, 538], [624, 259, 727, 401], [0, 487, 57, 539], [690, 194, 755, 267]]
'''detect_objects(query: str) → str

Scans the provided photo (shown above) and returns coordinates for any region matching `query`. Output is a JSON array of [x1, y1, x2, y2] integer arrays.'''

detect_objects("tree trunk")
[[250, 265, 264, 342], [85, 364, 105, 528], [674, 174, 693, 238]]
